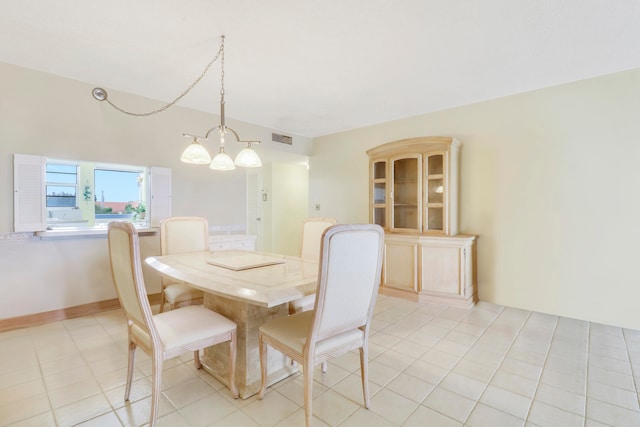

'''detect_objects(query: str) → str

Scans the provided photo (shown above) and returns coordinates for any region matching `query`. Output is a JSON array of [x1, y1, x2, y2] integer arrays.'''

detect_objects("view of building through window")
[[45, 160, 147, 227]]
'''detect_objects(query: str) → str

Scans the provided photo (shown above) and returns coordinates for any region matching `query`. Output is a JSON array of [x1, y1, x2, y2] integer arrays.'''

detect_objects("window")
[[94, 166, 146, 226], [46, 163, 78, 208], [13, 154, 171, 233]]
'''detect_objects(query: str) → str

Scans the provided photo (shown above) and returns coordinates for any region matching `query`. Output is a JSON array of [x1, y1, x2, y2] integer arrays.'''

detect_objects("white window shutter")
[[149, 167, 171, 227], [14, 154, 47, 232]]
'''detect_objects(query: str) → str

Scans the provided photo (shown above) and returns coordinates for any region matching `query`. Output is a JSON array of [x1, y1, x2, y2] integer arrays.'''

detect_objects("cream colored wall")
[[310, 68, 640, 330], [0, 62, 311, 319]]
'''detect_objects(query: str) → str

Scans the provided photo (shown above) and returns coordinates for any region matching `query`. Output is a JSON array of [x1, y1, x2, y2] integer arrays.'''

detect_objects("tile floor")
[[1, 296, 640, 426]]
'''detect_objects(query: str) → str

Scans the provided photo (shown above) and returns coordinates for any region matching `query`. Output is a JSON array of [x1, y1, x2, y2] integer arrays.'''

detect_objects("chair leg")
[[194, 350, 201, 369], [258, 333, 267, 399], [158, 290, 166, 313], [228, 331, 239, 398], [360, 345, 370, 409], [125, 340, 136, 401], [303, 356, 314, 427], [149, 350, 163, 426]]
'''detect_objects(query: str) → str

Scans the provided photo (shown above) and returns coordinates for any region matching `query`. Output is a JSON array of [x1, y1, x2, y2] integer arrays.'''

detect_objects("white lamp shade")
[[234, 147, 262, 168], [210, 151, 236, 170], [181, 141, 211, 164]]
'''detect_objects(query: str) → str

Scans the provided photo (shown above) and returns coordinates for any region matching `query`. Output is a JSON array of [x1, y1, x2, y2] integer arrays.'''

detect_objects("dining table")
[[145, 249, 319, 399]]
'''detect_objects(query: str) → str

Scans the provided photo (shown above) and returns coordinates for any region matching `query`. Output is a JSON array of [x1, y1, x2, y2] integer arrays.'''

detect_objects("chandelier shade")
[[234, 144, 262, 168], [210, 149, 236, 170], [180, 138, 212, 164]]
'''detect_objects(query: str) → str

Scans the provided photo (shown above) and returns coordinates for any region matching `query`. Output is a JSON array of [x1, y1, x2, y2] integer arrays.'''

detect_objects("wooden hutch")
[[367, 136, 477, 308]]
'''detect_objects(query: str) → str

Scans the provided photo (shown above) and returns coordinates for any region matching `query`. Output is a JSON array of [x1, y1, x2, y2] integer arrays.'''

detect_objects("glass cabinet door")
[[391, 155, 421, 231], [424, 153, 445, 233], [372, 160, 387, 227]]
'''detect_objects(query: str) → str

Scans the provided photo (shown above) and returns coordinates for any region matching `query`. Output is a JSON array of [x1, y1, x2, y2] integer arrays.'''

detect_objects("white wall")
[[0, 62, 312, 319], [310, 68, 640, 330]]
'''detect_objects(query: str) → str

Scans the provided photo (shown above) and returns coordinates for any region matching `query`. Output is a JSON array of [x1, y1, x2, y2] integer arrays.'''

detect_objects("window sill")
[[36, 226, 158, 238]]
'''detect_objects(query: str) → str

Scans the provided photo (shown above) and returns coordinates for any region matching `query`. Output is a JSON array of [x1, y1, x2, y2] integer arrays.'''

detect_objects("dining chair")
[[158, 216, 208, 312], [107, 221, 239, 426], [288, 217, 337, 315], [258, 224, 384, 427]]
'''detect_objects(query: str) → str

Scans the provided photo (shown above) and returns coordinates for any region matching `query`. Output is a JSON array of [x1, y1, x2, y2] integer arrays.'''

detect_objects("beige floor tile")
[[368, 388, 419, 425], [47, 377, 103, 408], [534, 383, 585, 416], [452, 359, 496, 383], [114, 393, 176, 427], [588, 365, 636, 392], [0, 377, 46, 405], [374, 348, 416, 371], [479, 384, 532, 419], [439, 371, 487, 401], [179, 392, 239, 426], [209, 409, 264, 427], [43, 364, 95, 390], [5, 410, 56, 427], [385, 372, 435, 403], [422, 387, 475, 423], [539, 368, 586, 395], [275, 408, 331, 427], [242, 390, 299, 426], [0, 365, 43, 390], [586, 397, 640, 426], [587, 380, 640, 411], [339, 406, 396, 427], [104, 376, 153, 409], [162, 376, 217, 409], [491, 370, 538, 398], [365, 360, 401, 387], [54, 393, 113, 427], [527, 400, 584, 427], [403, 406, 462, 427], [330, 373, 378, 405], [466, 403, 524, 427], [420, 348, 460, 370], [74, 411, 123, 427], [500, 356, 544, 380], [0, 392, 51, 426], [404, 359, 448, 385], [312, 389, 360, 426]]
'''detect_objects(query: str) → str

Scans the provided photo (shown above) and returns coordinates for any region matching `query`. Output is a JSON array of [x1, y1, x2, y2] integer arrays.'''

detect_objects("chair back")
[[300, 217, 337, 261], [107, 222, 157, 343], [310, 224, 384, 341], [160, 216, 209, 255]]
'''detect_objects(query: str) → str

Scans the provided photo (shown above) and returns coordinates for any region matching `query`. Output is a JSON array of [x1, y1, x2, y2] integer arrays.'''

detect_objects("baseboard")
[[0, 293, 163, 332]]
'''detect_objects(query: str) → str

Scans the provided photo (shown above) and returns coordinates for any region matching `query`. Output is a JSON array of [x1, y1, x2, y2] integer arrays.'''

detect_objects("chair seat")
[[132, 305, 236, 357], [260, 311, 364, 358], [164, 283, 203, 304], [288, 294, 316, 314]]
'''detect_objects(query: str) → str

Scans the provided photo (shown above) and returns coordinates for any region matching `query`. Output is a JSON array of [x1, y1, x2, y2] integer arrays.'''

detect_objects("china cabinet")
[[367, 137, 477, 307]]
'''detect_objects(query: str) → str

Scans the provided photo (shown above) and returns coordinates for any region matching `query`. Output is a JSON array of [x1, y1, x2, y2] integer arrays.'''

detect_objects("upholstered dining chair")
[[107, 221, 239, 426], [288, 217, 337, 315], [258, 224, 384, 427], [158, 216, 208, 312]]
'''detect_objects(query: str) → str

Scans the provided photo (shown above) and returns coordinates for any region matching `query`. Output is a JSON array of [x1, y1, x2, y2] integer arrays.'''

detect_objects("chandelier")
[[91, 35, 261, 170]]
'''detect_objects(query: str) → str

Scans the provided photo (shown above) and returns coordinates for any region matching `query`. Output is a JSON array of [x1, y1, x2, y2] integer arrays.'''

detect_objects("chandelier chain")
[[99, 40, 225, 117]]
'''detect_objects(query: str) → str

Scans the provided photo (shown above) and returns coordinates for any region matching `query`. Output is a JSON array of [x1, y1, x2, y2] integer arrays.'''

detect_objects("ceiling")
[[1, 0, 640, 138]]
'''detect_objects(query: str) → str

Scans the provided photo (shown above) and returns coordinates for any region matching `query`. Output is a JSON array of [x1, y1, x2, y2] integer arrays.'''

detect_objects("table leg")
[[200, 293, 297, 399]]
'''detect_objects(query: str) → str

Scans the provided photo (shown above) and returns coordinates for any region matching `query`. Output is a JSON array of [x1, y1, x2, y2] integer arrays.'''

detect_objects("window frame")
[[13, 154, 171, 234]]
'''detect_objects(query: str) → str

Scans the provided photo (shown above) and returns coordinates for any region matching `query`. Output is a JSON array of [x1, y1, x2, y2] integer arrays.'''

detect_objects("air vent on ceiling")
[[272, 133, 292, 145]]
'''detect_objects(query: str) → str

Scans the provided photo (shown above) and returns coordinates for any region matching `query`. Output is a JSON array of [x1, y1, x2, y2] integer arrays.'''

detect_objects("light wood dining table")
[[145, 250, 319, 399]]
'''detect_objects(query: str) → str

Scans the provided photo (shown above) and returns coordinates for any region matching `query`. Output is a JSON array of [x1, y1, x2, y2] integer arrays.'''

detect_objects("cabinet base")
[[379, 287, 477, 309]]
